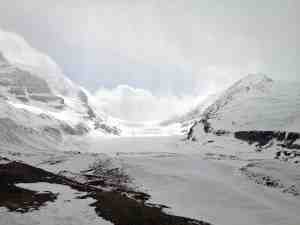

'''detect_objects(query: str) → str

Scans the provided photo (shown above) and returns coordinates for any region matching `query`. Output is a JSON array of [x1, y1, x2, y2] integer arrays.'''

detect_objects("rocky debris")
[[187, 121, 198, 140], [0, 158, 212, 225], [60, 122, 90, 136], [240, 163, 300, 196], [77, 90, 98, 120], [186, 114, 231, 141], [240, 165, 283, 188], [283, 185, 299, 196], [235, 131, 282, 147], [77, 89, 121, 135], [275, 150, 300, 163], [214, 129, 230, 136], [82, 158, 131, 189], [0, 56, 121, 139], [234, 131, 300, 150], [95, 121, 121, 135], [186, 119, 212, 141]]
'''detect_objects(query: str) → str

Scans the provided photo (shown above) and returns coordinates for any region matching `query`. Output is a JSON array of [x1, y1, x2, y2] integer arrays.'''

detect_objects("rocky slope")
[[188, 74, 300, 135], [0, 30, 120, 153], [186, 74, 300, 162]]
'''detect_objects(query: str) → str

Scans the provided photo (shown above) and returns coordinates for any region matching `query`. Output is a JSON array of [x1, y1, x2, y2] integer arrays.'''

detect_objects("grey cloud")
[[0, 0, 299, 96]]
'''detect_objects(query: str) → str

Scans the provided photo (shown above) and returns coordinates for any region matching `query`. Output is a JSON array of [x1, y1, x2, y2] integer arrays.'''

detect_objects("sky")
[[0, 0, 299, 121]]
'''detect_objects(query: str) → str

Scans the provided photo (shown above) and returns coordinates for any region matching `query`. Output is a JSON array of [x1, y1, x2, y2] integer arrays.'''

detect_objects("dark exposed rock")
[[283, 185, 300, 196], [187, 117, 230, 141], [95, 122, 121, 135], [214, 129, 230, 136], [89, 191, 209, 225], [0, 184, 57, 213], [60, 123, 90, 136], [235, 131, 278, 147], [0, 159, 211, 225], [275, 150, 300, 162], [187, 121, 198, 140], [201, 118, 213, 133], [78, 90, 97, 120], [234, 131, 300, 148]]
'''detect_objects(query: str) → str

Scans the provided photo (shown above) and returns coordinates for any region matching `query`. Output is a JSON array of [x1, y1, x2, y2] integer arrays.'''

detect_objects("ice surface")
[[86, 135, 300, 225]]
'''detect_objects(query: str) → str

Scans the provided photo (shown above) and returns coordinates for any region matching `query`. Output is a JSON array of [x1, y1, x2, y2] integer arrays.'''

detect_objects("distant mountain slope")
[[188, 74, 300, 141], [0, 29, 77, 96], [0, 29, 120, 152]]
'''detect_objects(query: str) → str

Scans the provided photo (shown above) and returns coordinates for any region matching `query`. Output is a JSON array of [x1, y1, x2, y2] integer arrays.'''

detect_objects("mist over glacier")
[[93, 85, 207, 122]]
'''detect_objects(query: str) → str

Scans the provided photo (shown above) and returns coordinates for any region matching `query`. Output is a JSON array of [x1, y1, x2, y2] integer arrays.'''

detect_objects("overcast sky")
[[0, 0, 299, 120]]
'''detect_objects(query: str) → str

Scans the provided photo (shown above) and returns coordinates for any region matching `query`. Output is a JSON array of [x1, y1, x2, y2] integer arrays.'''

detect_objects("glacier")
[[0, 28, 300, 225]]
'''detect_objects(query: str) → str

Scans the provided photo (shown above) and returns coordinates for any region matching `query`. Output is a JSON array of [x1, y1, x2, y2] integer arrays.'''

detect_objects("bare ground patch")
[[0, 158, 211, 225]]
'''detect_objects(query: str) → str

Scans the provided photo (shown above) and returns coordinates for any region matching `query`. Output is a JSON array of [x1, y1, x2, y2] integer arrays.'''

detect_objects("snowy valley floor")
[[1, 135, 300, 225]]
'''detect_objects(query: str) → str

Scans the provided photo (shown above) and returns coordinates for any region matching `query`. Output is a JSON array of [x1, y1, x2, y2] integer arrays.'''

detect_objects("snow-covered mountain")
[[159, 93, 219, 135], [0, 29, 120, 152], [0, 30, 76, 96], [187, 74, 300, 142]]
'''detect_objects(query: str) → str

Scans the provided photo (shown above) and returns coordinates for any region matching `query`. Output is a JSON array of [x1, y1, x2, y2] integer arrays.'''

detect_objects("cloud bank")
[[93, 85, 203, 122], [1, 1, 299, 122], [0, 27, 205, 122], [1, 0, 299, 97]]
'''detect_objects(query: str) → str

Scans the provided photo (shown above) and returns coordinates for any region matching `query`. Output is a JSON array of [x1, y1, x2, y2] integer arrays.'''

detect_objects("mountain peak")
[[236, 74, 273, 87], [0, 29, 78, 96], [225, 73, 273, 96]]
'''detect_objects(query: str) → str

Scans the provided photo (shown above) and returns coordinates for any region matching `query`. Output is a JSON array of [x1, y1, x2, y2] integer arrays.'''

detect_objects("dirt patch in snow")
[[0, 158, 211, 225], [0, 184, 57, 213]]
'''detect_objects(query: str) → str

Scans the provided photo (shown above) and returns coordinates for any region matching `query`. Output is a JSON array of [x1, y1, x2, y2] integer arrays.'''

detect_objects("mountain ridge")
[[0, 29, 121, 153], [187, 74, 300, 151]]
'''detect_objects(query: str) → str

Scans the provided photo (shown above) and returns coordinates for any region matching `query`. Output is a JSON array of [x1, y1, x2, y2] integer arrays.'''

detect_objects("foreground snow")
[[85, 135, 300, 225], [1, 131, 300, 225]]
